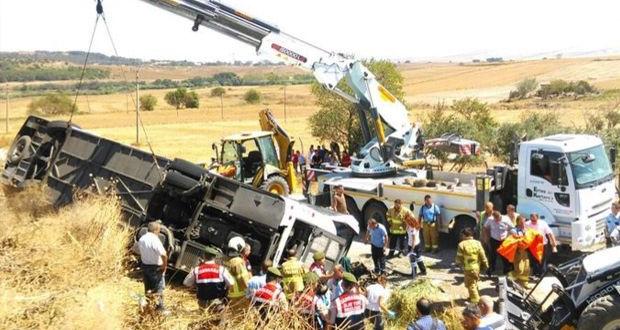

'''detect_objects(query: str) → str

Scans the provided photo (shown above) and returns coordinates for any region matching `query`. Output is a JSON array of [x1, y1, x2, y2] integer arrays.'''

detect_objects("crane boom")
[[139, 0, 422, 177]]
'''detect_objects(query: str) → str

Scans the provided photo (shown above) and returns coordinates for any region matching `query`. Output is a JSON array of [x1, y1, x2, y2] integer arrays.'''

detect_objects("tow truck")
[[315, 134, 615, 249]]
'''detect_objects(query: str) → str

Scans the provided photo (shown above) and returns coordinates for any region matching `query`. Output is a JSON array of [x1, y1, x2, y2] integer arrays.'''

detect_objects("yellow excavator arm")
[[259, 109, 293, 169]]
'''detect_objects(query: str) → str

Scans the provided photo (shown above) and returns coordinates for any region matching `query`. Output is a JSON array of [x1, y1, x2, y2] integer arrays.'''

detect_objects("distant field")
[[2, 57, 620, 161]]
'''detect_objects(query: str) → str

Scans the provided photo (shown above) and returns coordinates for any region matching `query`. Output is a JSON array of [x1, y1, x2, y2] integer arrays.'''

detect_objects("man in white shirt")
[[478, 296, 505, 330], [483, 211, 513, 276], [526, 213, 558, 277], [134, 221, 168, 311], [365, 275, 395, 330]]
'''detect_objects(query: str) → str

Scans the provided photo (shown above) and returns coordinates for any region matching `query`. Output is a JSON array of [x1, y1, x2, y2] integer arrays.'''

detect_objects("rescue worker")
[[483, 211, 513, 276], [365, 218, 389, 274], [455, 228, 489, 303], [309, 251, 331, 282], [505, 204, 519, 226], [509, 215, 530, 288], [246, 259, 274, 299], [331, 184, 349, 214], [133, 221, 168, 313], [225, 236, 251, 309], [251, 267, 288, 318], [183, 246, 233, 308], [526, 213, 557, 277], [296, 272, 329, 329], [419, 195, 441, 253], [328, 272, 368, 330], [281, 248, 305, 299], [406, 213, 427, 277], [326, 265, 344, 301], [386, 199, 411, 258], [476, 202, 494, 238], [461, 304, 493, 330]]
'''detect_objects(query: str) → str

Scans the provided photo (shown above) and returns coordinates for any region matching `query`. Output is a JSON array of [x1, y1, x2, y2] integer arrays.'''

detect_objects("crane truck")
[[132, 0, 617, 251]]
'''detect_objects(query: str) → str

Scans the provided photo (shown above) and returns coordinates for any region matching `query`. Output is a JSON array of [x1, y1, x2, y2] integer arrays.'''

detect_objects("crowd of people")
[[133, 195, 620, 329], [290, 144, 352, 172]]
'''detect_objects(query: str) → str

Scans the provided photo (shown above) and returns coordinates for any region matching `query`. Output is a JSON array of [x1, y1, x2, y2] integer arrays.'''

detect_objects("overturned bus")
[[1, 116, 358, 272]]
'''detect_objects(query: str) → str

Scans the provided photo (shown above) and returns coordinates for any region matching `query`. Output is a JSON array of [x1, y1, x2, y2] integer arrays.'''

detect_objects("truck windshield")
[[568, 145, 613, 188]]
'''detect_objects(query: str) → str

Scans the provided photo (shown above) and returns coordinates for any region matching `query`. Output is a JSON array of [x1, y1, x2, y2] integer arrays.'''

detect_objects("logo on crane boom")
[[271, 43, 307, 63]]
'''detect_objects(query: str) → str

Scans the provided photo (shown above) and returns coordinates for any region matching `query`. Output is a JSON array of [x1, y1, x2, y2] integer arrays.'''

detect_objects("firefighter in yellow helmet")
[[455, 227, 488, 303], [280, 248, 306, 300], [386, 199, 411, 258], [225, 236, 251, 309]]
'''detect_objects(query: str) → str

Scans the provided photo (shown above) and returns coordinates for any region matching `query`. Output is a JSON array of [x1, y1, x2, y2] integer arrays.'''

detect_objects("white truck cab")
[[516, 134, 615, 250]]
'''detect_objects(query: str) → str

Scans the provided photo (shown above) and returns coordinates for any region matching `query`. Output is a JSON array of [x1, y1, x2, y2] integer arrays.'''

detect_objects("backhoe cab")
[[211, 109, 297, 196]]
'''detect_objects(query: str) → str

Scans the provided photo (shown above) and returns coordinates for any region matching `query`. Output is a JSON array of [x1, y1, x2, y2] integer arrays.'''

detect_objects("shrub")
[[243, 89, 262, 104], [509, 78, 538, 100], [184, 91, 200, 109], [210, 86, 226, 97], [27, 93, 77, 115], [164, 88, 200, 109], [139, 94, 157, 111]]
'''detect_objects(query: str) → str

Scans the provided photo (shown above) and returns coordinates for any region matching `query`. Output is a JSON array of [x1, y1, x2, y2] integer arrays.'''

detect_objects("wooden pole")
[[5, 84, 8, 133], [135, 72, 140, 145], [283, 84, 287, 124]]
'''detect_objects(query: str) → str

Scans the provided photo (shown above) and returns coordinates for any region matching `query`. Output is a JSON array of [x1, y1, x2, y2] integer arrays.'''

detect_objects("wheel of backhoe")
[[578, 294, 620, 330], [261, 175, 289, 196]]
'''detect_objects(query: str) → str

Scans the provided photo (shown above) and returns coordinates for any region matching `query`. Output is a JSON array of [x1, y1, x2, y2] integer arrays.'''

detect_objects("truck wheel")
[[7, 136, 32, 165], [451, 216, 476, 244], [261, 175, 289, 196], [47, 121, 79, 139], [164, 170, 199, 190], [578, 294, 620, 330], [363, 201, 388, 230], [169, 158, 206, 181]]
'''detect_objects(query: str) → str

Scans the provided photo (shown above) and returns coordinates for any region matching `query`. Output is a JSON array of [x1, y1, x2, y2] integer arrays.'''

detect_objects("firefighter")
[[225, 236, 251, 309], [455, 228, 489, 303], [281, 248, 306, 299], [183, 246, 233, 308], [328, 272, 368, 330], [510, 215, 531, 288], [386, 199, 411, 258]]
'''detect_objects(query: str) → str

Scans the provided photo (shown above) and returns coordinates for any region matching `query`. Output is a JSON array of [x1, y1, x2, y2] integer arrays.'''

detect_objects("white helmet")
[[228, 236, 246, 253]]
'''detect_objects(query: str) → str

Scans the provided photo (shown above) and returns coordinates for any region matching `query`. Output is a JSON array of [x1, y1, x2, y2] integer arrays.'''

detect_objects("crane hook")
[[96, 0, 104, 15], [192, 15, 205, 32]]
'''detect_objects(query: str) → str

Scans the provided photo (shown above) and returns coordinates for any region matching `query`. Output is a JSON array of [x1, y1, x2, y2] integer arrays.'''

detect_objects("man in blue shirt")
[[606, 202, 620, 247], [419, 195, 442, 253], [407, 298, 446, 330], [365, 218, 389, 274]]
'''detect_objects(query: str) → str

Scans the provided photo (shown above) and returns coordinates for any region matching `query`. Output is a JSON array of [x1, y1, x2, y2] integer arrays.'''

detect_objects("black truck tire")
[[363, 200, 388, 230], [451, 215, 476, 244], [47, 121, 79, 139], [7, 135, 32, 165], [169, 158, 206, 180], [578, 294, 620, 330], [260, 175, 289, 196], [164, 170, 199, 190]]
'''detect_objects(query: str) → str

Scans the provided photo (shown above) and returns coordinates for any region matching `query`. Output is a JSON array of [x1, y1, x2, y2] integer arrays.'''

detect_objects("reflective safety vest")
[[195, 262, 227, 301], [253, 282, 283, 306], [457, 239, 487, 272], [387, 207, 410, 235], [334, 292, 368, 330], [281, 258, 305, 297], [226, 256, 250, 298]]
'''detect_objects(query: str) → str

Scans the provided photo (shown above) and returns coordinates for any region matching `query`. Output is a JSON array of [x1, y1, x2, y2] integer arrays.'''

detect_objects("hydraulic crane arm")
[[140, 0, 421, 177]]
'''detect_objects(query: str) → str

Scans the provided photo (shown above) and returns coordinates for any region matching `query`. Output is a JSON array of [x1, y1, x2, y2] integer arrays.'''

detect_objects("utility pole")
[[283, 84, 287, 124], [5, 83, 8, 133], [135, 72, 140, 145], [220, 94, 224, 120]]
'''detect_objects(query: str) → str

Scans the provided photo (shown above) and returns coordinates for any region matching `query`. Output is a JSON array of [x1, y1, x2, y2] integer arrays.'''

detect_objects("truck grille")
[[174, 240, 207, 272], [595, 216, 606, 239]]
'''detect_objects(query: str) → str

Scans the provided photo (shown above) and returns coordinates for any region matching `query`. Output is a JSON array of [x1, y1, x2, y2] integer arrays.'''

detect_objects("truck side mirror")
[[550, 160, 568, 186], [610, 147, 617, 170]]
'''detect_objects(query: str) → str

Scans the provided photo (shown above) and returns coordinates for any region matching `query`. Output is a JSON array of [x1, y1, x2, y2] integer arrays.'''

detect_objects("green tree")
[[27, 93, 77, 115], [139, 94, 157, 111], [244, 89, 262, 104], [165, 88, 188, 110], [307, 59, 406, 153], [184, 91, 200, 109]]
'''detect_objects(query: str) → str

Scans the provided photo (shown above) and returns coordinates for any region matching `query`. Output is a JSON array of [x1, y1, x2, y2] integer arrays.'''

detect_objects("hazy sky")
[[1, 0, 620, 62]]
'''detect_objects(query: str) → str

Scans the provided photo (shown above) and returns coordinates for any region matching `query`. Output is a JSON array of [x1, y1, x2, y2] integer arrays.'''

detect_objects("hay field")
[[2, 57, 620, 161]]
